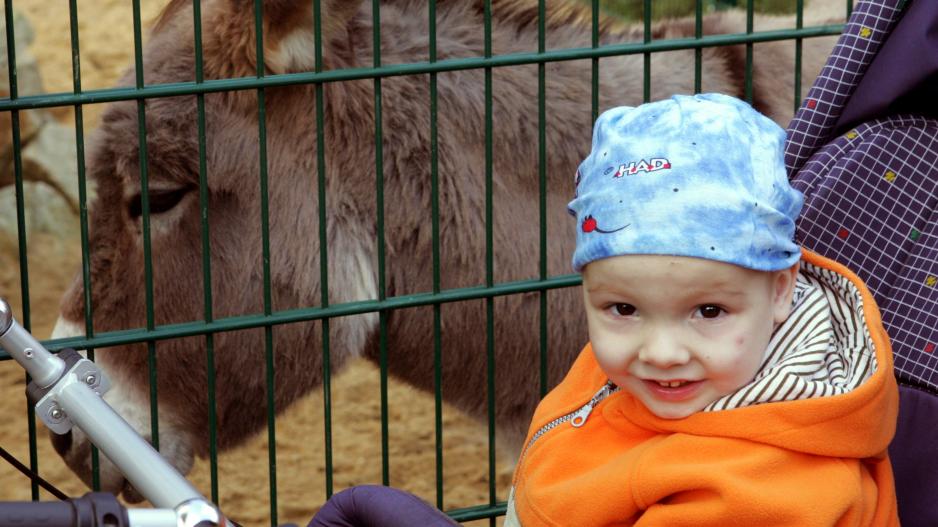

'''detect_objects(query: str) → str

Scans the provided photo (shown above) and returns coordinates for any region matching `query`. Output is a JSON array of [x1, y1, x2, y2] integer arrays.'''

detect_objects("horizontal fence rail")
[[0, 25, 844, 112], [1, 275, 583, 357]]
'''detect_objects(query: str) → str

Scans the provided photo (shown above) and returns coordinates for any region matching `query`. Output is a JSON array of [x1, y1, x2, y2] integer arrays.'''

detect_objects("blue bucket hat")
[[569, 93, 803, 272]]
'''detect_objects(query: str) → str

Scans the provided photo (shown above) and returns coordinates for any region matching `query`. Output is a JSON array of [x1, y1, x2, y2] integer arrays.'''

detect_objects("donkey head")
[[51, 0, 380, 500]]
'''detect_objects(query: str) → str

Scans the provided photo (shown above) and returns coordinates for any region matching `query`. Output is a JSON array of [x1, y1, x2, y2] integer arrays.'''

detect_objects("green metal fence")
[[1, 0, 847, 524]]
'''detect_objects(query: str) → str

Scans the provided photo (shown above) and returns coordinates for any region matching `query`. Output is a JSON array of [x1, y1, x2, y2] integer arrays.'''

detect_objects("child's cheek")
[[709, 335, 755, 373]]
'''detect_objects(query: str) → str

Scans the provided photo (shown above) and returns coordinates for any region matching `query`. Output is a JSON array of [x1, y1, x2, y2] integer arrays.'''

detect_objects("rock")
[[0, 12, 83, 241], [0, 9, 44, 97], [0, 122, 82, 238]]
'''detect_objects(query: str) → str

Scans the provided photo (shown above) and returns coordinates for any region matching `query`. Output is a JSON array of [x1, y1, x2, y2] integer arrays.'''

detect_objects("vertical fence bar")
[[250, 1, 279, 523], [312, 0, 335, 500], [484, 1, 497, 524], [3, 0, 38, 500], [191, 0, 220, 505], [537, 0, 548, 398], [67, 0, 95, 499], [67, 0, 95, 366], [66, 0, 102, 493], [695, 0, 703, 94], [3, 0, 25, 331], [371, 0, 391, 487], [591, 0, 599, 123], [643, 0, 651, 102], [794, 0, 804, 114], [428, 0, 445, 510], [537, 0, 547, 404], [744, 0, 754, 103], [130, 0, 161, 470]]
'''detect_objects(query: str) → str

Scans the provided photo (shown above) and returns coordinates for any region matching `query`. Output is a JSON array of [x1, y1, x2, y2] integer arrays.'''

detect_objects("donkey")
[[49, 0, 840, 500]]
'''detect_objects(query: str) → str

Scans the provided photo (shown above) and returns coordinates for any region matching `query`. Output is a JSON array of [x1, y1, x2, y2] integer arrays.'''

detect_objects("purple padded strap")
[[791, 114, 938, 391], [308, 485, 458, 527], [889, 385, 938, 527], [835, 0, 938, 132], [785, 0, 905, 173]]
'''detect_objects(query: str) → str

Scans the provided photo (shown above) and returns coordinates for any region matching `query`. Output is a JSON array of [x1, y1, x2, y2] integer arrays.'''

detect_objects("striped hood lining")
[[705, 260, 877, 412]]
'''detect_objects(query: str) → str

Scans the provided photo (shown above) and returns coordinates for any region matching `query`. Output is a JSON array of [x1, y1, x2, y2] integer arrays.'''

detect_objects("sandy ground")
[[1, 1, 511, 525]]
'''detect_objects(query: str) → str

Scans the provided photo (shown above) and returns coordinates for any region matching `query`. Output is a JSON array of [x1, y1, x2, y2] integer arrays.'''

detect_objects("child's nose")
[[638, 329, 690, 368]]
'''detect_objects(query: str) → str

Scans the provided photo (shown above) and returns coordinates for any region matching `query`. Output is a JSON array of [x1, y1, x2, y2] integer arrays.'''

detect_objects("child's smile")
[[642, 379, 704, 402], [582, 254, 796, 419]]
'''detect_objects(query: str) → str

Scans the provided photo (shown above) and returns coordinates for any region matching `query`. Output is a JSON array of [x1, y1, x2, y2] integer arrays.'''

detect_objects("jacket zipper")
[[515, 380, 620, 476]]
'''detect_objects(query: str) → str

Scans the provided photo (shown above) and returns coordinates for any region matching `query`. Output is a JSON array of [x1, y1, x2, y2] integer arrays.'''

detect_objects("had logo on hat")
[[612, 158, 671, 178]]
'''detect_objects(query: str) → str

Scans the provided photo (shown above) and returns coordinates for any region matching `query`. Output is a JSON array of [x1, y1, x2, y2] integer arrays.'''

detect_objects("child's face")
[[582, 254, 797, 419]]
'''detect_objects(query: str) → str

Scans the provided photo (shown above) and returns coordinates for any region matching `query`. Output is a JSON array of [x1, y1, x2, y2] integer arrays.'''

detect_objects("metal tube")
[[127, 509, 178, 527], [0, 299, 66, 388], [55, 375, 204, 509], [0, 299, 11, 334]]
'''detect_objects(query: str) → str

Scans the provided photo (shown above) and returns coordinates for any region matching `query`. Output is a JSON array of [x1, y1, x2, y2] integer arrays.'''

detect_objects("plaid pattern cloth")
[[786, 0, 938, 392]]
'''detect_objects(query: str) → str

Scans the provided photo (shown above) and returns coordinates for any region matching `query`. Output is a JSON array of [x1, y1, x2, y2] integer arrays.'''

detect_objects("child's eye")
[[612, 303, 637, 317], [697, 305, 724, 319]]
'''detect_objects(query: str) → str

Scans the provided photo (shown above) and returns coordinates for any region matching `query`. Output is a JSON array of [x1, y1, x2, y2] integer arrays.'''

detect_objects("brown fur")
[[52, 0, 840, 498]]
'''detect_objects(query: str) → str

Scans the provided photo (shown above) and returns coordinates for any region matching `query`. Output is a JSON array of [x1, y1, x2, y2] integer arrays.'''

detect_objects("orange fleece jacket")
[[509, 250, 899, 526]]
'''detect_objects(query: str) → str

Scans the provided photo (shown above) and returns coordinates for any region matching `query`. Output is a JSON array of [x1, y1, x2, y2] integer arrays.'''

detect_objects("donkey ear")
[[226, 0, 363, 31], [191, 0, 365, 77], [261, 0, 365, 73], [243, 0, 362, 73]]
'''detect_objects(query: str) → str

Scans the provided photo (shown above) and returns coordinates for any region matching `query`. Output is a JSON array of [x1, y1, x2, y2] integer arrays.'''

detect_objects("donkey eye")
[[128, 187, 191, 219]]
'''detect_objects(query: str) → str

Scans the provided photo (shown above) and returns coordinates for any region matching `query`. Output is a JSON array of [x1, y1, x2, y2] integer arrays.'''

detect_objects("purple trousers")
[[308, 486, 459, 527]]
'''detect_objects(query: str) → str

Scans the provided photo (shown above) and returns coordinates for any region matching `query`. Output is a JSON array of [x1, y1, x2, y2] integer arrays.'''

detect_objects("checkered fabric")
[[785, 1, 905, 169], [787, 0, 938, 393]]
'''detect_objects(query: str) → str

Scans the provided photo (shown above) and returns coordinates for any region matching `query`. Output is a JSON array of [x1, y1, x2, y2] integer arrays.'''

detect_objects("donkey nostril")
[[50, 430, 73, 456]]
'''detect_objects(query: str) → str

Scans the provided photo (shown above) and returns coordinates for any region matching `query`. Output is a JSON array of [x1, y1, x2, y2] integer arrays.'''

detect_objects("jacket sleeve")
[[631, 436, 897, 527]]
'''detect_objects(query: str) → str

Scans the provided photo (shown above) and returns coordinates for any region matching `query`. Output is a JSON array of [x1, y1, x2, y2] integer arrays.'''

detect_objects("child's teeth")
[[657, 381, 685, 388]]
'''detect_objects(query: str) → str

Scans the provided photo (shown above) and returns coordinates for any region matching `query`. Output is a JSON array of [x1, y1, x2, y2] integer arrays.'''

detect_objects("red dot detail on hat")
[[837, 228, 849, 239], [925, 343, 936, 354], [806, 99, 816, 109], [583, 216, 597, 233]]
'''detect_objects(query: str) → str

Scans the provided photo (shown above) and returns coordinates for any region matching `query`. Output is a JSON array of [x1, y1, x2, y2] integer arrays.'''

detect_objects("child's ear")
[[771, 262, 800, 325]]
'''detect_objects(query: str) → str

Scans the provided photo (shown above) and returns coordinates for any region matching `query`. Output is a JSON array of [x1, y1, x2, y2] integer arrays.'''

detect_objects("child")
[[504, 93, 900, 526], [308, 93, 900, 526]]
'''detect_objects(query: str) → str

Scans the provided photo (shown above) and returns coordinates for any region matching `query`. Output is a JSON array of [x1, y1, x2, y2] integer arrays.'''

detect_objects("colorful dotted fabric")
[[786, 0, 938, 392], [786, 1, 903, 171]]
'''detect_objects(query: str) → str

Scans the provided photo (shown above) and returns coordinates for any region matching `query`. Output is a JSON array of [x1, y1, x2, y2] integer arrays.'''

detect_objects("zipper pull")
[[570, 382, 613, 428], [570, 403, 594, 428]]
